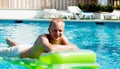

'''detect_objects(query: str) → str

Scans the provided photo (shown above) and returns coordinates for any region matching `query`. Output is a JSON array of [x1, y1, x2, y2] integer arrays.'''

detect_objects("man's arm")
[[34, 34, 79, 52]]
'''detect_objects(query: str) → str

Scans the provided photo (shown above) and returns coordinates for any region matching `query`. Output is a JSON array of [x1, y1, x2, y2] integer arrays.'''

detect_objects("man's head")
[[48, 18, 65, 40]]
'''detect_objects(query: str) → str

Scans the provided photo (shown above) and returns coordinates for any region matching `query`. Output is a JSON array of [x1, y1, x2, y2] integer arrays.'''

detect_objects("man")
[[2, 18, 79, 59]]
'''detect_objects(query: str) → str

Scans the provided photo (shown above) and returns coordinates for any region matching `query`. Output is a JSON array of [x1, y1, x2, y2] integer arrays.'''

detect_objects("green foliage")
[[78, 3, 114, 12], [88, 3, 101, 12], [114, 5, 120, 10], [100, 5, 114, 12]]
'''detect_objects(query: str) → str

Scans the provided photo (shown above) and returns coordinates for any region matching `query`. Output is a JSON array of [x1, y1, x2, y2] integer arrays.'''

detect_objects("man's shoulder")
[[39, 34, 49, 38], [40, 34, 48, 36], [61, 35, 68, 40], [61, 35, 66, 38]]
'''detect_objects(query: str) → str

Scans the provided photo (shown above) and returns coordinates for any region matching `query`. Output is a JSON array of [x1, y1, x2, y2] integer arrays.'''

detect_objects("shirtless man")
[[3, 18, 79, 59]]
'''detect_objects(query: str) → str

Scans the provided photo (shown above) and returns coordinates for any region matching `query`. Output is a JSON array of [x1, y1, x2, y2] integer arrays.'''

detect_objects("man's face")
[[49, 22, 64, 40]]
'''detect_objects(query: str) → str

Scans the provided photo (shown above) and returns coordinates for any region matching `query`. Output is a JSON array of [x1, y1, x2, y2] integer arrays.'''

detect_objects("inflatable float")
[[2, 50, 100, 69]]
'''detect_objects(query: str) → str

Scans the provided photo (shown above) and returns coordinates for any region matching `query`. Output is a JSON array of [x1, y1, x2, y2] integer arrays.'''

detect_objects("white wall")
[[98, 0, 108, 6]]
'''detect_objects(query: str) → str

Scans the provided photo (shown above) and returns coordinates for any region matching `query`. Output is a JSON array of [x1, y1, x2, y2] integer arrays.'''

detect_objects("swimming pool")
[[0, 19, 120, 69]]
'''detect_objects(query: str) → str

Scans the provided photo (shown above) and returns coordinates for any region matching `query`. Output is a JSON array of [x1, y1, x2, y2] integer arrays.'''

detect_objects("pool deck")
[[0, 9, 120, 22]]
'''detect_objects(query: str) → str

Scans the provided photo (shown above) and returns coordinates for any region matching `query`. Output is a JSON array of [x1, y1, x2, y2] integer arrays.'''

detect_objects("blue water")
[[0, 20, 120, 69]]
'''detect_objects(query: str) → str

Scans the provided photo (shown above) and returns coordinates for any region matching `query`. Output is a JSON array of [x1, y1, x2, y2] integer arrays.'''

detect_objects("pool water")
[[0, 20, 120, 69]]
